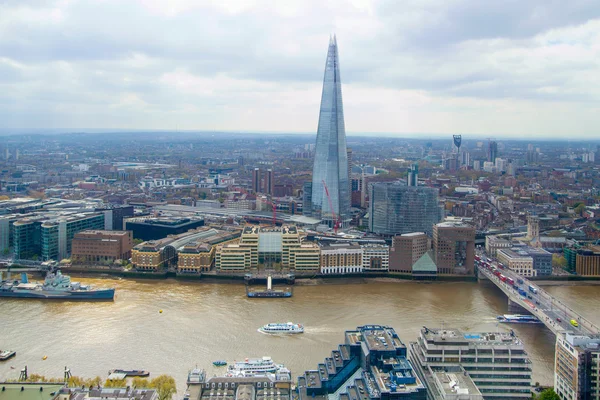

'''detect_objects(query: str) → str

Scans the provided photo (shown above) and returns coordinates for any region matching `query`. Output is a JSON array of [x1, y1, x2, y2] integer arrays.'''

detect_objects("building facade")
[[433, 222, 475, 275], [40, 214, 106, 261], [555, 333, 600, 400], [485, 236, 511, 257], [215, 225, 319, 271], [368, 183, 440, 236], [409, 327, 532, 399], [390, 232, 428, 273], [319, 242, 363, 274], [362, 244, 389, 271], [71, 230, 133, 264], [496, 247, 552, 277], [309, 36, 351, 227]]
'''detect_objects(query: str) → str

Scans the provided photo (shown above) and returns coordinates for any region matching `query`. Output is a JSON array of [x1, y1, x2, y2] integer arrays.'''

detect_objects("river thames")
[[1, 277, 599, 392]]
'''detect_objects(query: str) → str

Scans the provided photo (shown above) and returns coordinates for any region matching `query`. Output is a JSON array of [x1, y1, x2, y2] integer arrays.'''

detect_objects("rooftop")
[[422, 327, 524, 347], [0, 383, 65, 400], [432, 368, 481, 398]]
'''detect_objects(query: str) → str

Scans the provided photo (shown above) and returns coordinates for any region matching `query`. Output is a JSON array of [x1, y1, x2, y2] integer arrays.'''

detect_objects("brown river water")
[[1, 277, 599, 393]]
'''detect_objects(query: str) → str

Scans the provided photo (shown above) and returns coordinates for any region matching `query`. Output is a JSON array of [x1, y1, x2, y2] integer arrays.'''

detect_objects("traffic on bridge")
[[475, 252, 600, 337]]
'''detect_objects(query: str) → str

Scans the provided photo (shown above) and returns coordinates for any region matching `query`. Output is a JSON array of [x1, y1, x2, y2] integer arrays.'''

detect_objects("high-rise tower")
[[310, 35, 350, 228]]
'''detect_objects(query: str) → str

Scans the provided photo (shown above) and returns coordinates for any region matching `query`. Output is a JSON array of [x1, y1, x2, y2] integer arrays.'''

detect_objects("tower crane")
[[322, 180, 340, 234]]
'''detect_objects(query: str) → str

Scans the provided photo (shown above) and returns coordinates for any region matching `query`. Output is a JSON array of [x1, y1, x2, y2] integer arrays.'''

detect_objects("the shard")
[[309, 35, 350, 227]]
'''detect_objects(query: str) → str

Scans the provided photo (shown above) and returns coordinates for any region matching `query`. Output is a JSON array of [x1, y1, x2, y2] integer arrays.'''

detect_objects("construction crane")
[[231, 186, 277, 226], [322, 180, 340, 234]]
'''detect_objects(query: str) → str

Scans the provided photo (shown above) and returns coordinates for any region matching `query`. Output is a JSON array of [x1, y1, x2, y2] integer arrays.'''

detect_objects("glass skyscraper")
[[309, 35, 350, 227], [368, 182, 441, 236]]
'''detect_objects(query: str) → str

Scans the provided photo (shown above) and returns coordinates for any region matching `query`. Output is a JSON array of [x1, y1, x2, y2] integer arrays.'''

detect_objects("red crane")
[[322, 180, 340, 234], [231, 187, 277, 226]]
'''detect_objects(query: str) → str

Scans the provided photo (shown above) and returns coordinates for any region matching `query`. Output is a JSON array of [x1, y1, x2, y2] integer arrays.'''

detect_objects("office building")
[[96, 204, 134, 230], [496, 246, 552, 277], [485, 235, 511, 257], [433, 221, 475, 275], [555, 333, 600, 400], [409, 327, 532, 399], [252, 168, 261, 193], [71, 230, 133, 264], [319, 242, 363, 274], [309, 36, 351, 227], [407, 164, 418, 187], [297, 325, 427, 400], [251, 168, 275, 195], [362, 244, 389, 271], [369, 182, 440, 236], [215, 225, 319, 271], [131, 228, 236, 271], [125, 217, 205, 241], [389, 233, 428, 273], [571, 245, 600, 276], [40, 214, 105, 261], [175, 229, 241, 273], [12, 213, 105, 261], [488, 141, 498, 163]]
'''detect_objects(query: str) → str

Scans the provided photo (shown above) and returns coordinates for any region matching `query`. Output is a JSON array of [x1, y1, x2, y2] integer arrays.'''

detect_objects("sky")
[[1, 0, 600, 138]]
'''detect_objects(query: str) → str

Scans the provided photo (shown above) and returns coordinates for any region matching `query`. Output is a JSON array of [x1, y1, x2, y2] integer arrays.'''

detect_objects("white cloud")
[[0, 0, 599, 137]]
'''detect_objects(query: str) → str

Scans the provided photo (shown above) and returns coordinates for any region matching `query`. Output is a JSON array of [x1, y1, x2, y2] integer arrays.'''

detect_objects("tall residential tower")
[[309, 36, 350, 228]]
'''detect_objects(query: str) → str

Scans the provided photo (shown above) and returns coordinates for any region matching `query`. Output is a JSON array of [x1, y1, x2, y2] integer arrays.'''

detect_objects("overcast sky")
[[1, 0, 600, 138]]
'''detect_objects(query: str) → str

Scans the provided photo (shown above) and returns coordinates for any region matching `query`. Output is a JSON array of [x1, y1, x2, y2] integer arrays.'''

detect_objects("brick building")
[[433, 221, 475, 275], [71, 230, 133, 264]]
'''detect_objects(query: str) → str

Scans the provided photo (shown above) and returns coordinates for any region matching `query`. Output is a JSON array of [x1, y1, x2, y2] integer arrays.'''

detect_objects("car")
[[528, 295, 532, 299], [535, 301, 540, 305], [557, 318, 562, 322]]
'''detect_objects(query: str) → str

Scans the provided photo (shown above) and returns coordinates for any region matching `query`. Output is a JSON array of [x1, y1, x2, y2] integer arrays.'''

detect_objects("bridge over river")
[[476, 256, 600, 337]]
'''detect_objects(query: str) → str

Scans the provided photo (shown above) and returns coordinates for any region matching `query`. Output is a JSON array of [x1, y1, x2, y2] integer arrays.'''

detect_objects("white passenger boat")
[[258, 322, 304, 334]]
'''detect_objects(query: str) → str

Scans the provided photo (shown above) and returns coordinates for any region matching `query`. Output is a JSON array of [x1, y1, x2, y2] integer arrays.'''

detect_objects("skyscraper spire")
[[308, 35, 350, 228]]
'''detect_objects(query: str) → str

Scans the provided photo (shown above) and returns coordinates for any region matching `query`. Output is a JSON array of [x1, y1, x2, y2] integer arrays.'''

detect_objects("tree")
[[552, 254, 567, 269], [150, 375, 177, 400], [133, 238, 144, 246], [104, 378, 127, 388], [132, 377, 151, 388], [536, 388, 560, 400], [574, 203, 586, 216]]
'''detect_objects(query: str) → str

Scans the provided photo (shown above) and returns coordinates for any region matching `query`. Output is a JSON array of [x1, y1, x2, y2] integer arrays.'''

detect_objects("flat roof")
[[0, 383, 65, 400], [433, 369, 481, 397], [422, 328, 524, 347]]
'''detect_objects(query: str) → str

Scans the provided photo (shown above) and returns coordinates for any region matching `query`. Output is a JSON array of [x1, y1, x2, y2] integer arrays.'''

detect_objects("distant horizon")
[[0, 128, 597, 142]]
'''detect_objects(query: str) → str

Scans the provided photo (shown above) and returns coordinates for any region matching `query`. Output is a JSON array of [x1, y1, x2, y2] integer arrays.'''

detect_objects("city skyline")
[[1, 1, 600, 137]]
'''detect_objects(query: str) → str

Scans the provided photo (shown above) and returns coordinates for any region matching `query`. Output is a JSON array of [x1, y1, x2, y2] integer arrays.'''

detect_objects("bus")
[[528, 285, 538, 294], [500, 275, 507, 282], [570, 319, 579, 327], [506, 277, 515, 286]]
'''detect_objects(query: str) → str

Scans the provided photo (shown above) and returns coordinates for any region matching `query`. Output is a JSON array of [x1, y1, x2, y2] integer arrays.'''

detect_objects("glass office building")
[[368, 182, 440, 236], [309, 36, 350, 227]]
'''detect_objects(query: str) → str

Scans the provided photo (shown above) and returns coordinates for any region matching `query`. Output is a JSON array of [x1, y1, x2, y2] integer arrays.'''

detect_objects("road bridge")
[[476, 257, 600, 337]]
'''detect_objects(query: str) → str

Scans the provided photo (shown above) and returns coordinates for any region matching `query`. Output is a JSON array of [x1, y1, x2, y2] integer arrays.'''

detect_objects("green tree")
[[536, 388, 560, 400], [133, 238, 144, 246], [552, 254, 567, 268], [104, 378, 127, 388], [132, 377, 151, 388], [150, 375, 177, 400], [574, 203, 586, 216]]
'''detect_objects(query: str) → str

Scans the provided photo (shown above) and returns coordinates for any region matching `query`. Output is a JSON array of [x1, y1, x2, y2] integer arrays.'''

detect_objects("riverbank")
[[7, 265, 600, 286]]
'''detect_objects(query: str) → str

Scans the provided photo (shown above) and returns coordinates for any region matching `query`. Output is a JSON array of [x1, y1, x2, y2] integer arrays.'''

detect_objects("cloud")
[[0, 0, 599, 137]]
